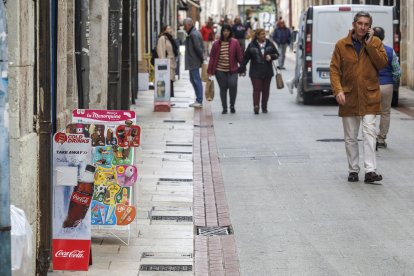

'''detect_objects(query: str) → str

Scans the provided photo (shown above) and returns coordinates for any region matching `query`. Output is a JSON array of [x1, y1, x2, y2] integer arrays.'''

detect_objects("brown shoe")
[[254, 106, 259, 114]]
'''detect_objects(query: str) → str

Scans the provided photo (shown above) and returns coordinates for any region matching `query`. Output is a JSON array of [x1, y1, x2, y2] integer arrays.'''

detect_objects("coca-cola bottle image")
[[63, 165, 96, 228]]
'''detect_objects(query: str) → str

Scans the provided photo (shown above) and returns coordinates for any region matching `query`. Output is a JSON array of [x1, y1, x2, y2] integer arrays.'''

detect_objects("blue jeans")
[[189, 68, 203, 104]]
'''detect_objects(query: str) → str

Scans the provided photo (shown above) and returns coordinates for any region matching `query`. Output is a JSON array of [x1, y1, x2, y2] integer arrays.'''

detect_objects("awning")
[[184, 0, 201, 8]]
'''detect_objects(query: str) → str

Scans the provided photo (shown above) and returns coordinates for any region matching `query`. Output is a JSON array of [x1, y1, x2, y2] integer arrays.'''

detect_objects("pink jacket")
[[207, 38, 243, 74]]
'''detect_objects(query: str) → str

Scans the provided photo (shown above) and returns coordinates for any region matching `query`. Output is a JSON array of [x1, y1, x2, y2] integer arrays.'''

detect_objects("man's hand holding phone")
[[365, 28, 374, 44]]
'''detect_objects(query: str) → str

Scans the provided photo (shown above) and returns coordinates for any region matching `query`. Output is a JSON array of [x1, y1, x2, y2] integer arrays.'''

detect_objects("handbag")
[[205, 78, 215, 101], [272, 62, 284, 89]]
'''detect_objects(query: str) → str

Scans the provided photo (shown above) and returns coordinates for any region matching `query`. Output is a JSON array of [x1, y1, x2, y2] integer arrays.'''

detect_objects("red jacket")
[[207, 38, 243, 74], [200, 25, 214, 42]]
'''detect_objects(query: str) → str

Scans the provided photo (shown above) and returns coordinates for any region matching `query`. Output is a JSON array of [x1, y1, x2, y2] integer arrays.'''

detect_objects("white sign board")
[[154, 58, 171, 102]]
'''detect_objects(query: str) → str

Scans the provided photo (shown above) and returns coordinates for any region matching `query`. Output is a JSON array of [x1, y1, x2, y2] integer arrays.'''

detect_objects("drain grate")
[[197, 226, 232, 236], [194, 124, 213, 128], [164, 150, 192, 154], [141, 252, 193, 259], [166, 143, 193, 147], [163, 119, 186, 123], [151, 215, 193, 222], [140, 264, 193, 271], [158, 178, 193, 182]]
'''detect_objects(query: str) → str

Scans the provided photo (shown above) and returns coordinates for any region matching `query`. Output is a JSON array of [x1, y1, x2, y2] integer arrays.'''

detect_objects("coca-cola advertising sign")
[[52, 239, 91, 271], [52, 132, 93, 271]]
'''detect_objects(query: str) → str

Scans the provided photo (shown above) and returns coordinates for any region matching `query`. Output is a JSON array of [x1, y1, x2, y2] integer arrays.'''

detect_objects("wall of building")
[[400, 1, 413, 88], [7, 0, 37, 275], [89, 0, 109, 109]]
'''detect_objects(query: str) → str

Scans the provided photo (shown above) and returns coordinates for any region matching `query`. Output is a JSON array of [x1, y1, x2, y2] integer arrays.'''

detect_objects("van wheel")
[[303, 92, 314, 105]]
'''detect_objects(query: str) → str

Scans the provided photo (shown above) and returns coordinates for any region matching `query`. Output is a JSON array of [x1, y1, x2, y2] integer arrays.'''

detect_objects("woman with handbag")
[[239, 28, 279, 114], [156, 25, 179, 97], [207, 24, 244, 114]]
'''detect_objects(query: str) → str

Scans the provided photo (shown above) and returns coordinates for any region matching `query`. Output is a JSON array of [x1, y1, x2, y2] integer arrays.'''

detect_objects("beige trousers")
[[378, 84, 393, 142]]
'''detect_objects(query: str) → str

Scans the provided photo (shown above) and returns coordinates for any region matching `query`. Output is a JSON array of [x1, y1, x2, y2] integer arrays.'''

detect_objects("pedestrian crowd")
[[155, 12, 401, 184]]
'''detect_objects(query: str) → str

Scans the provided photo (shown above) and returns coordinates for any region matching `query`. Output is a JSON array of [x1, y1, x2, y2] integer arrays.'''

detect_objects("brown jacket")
[[330, 31, 388, 117]]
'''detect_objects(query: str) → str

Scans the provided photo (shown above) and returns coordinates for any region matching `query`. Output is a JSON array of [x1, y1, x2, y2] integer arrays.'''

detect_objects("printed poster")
[[52, 132, 93, 271]]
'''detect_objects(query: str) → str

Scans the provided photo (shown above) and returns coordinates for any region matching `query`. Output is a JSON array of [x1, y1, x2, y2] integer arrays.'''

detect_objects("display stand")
[[71, 110, 140, 247]]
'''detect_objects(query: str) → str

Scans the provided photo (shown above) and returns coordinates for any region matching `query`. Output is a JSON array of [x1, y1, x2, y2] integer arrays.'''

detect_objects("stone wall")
[[7, 1, 37, 275]]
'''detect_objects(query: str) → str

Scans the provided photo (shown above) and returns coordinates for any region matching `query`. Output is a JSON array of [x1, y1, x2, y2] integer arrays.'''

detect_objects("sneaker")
[[189, 102, 202, 108], [348, 172, 359, 182], [376, 141, 387, 148], [364, 172, 382, 184]]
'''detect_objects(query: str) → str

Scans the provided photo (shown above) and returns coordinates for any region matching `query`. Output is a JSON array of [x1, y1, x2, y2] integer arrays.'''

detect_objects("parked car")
[[293, 4, 400, 105]]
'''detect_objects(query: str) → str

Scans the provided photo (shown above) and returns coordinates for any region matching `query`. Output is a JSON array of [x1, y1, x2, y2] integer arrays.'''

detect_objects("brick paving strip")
[[193, 101, 241, 276]]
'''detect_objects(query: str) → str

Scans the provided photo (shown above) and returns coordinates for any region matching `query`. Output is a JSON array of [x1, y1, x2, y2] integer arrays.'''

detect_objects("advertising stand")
[[52, 110, 141, 271], [52, 132, 94, 271], [71, 110, 140, 245], [154, 58, 171, 112]]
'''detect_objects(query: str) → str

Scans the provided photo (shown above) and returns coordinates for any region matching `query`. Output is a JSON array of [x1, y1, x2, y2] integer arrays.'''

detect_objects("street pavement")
[[211, 50, 414, 275], [48, 48, 414, 275]]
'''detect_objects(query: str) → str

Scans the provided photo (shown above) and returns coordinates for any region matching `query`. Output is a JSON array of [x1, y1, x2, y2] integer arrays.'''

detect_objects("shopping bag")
[[201, 63, 209, 82], [205, 79, 215, 101], [272, 62, 284, 90], [276, 72, 284, 89]]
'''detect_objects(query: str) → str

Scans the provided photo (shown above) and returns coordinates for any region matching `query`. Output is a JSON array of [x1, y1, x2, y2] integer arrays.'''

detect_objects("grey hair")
[[353, 11, 372, 26], [183, 18, 193, 26]]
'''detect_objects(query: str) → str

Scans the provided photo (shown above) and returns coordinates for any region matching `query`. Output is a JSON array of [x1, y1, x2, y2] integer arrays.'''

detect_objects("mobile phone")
[[364, 29, 371, 41]]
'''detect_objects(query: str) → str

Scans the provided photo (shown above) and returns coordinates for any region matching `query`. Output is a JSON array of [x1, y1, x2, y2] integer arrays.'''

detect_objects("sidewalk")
[[49, 64, 240, 275]]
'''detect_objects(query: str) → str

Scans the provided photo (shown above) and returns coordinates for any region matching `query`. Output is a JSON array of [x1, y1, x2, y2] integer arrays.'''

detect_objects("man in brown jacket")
[[330, 11, 388, 184]]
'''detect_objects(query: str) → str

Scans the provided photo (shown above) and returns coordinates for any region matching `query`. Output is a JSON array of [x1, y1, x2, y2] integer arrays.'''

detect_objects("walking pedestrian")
[[239, 28, 279, 114], [183, 18, 205, 108], [200, 17, 215, 57], [232, 16, 247, 51], [272, 20, 291, 69], [207, 24, 244, 114], [330, 11, 388, 184], [372, 26, 401, 149], [156, 25, 179, 97]]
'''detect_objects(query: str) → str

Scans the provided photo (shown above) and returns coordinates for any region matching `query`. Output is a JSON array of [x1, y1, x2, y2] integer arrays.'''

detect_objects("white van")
[[293, 4, 400, 105]]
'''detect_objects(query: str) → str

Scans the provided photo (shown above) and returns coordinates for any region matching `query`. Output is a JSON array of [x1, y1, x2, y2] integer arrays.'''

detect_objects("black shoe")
[[277, 66, 282, 69], [262, 107, 268, 113], [364, 172, 382, 184], [222, 109, 228, 114], [254, 106, 259, 114], [230, 106, 236, 113], [348, 172, 359, 182]]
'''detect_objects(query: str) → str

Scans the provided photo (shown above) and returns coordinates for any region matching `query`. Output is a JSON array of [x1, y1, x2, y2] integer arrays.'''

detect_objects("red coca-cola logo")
[[72, 192, 92, 206], [55, 249, 85, 259], [54, 132, 68, 144]]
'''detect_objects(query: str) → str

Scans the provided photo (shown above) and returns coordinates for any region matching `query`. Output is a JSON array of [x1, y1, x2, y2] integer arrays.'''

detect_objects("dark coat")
[[185, 27, 204, 70], [207, 38, 243, 75], [330, 31, 388, 117], [239, 39, 279, 79]]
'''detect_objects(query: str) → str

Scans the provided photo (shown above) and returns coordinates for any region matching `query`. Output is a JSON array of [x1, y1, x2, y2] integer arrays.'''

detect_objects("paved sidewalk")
[[49, 63, 240, 275]]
